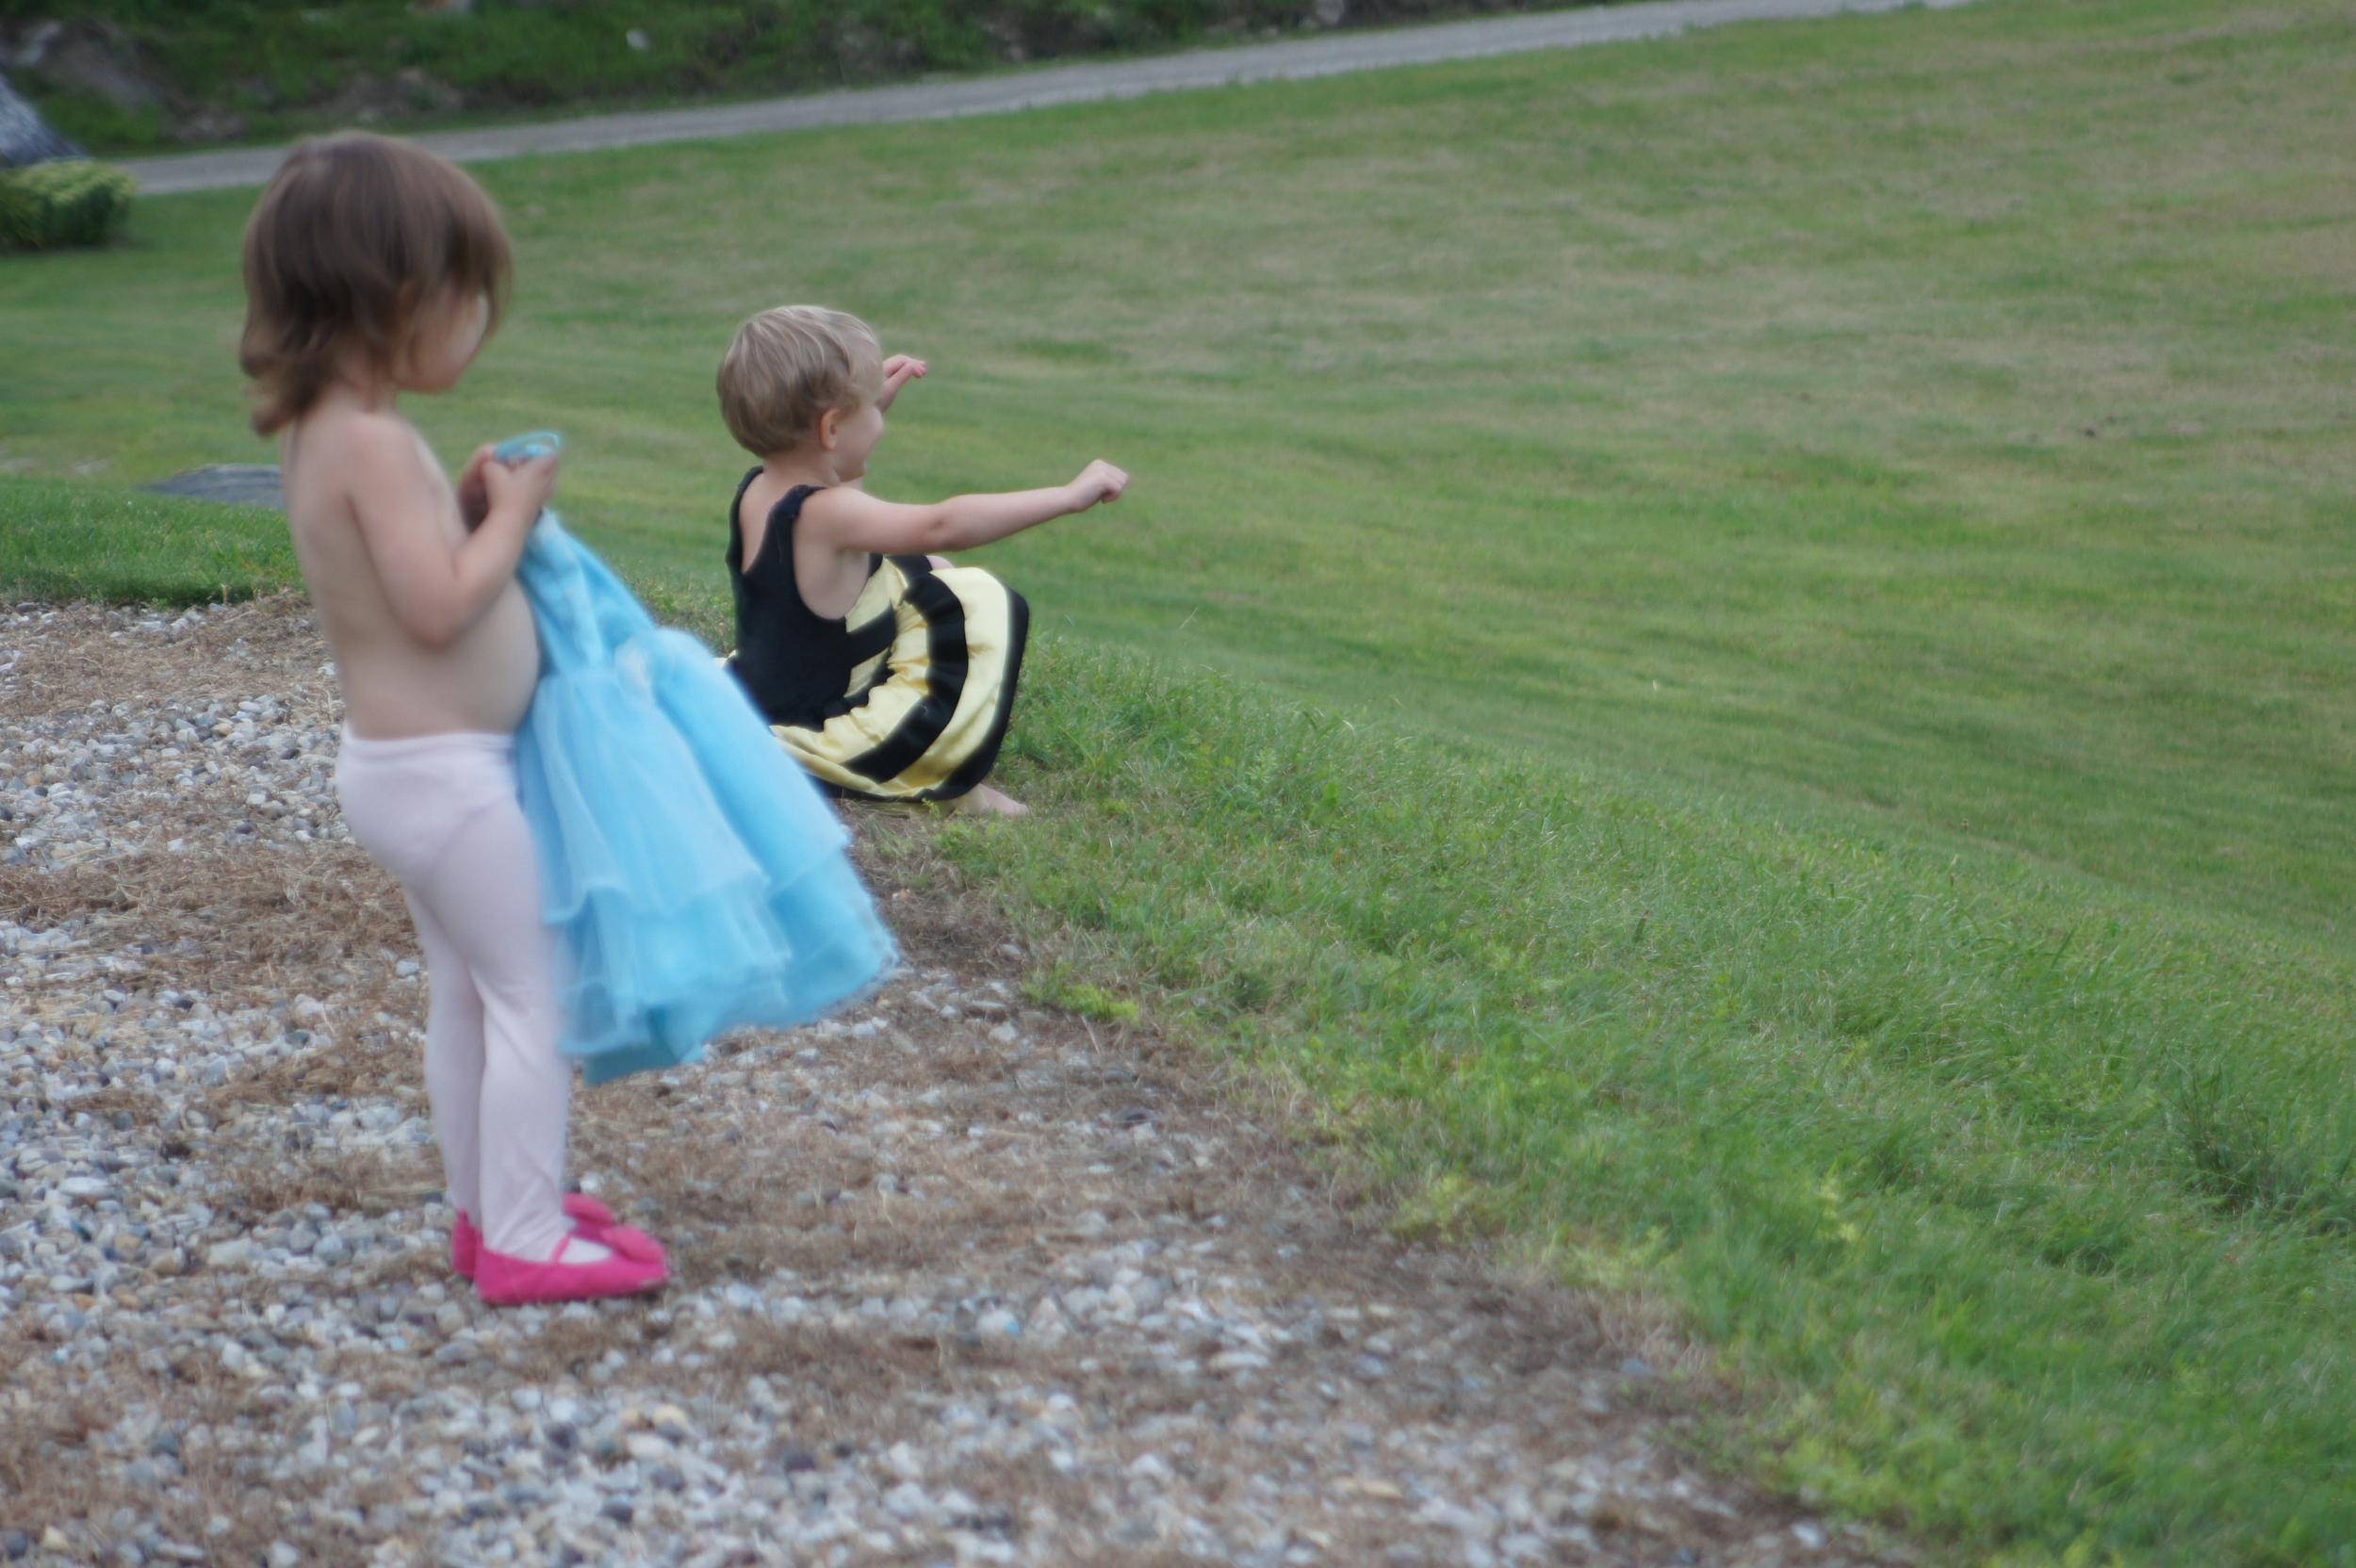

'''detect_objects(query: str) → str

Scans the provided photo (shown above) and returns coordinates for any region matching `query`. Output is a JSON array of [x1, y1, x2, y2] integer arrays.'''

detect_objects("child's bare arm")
[[345, 423, 557, 648], [802, 461, 1128, 556]]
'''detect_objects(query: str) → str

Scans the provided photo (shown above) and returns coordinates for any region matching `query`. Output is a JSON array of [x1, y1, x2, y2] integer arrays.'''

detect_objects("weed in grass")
[[1021, 972, 1140, 1024]]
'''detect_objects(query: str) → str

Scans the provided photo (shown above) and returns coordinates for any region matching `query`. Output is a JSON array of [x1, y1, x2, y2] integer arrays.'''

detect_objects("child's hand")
[[1065, 460, 1131, 513], [455, 444, 498, 531], [877, 354, 928, 411], [483, 449, 560, 526]]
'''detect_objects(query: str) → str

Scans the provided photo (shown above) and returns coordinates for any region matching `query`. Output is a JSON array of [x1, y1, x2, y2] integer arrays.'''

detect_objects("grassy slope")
[[948, 637, 2356, 1566], [4, 0, 2355, 1559]]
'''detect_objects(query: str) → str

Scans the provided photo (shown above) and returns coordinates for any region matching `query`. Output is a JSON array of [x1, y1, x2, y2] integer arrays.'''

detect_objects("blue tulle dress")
[[511, 510, 897, 1086]]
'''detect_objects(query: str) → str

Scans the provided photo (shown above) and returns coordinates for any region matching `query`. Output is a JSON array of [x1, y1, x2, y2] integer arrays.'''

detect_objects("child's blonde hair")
[[717, 306, 885, 457], [238, 133, 512, 436]]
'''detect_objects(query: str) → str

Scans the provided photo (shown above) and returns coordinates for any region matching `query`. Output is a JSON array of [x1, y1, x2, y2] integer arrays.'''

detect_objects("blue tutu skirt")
[[514, 518, 895, 1086]]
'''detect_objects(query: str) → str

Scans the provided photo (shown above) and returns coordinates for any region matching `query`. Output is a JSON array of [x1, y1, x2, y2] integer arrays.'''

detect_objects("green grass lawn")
[[5, 0, 2354, 1560], [0, 480, 297, 605]]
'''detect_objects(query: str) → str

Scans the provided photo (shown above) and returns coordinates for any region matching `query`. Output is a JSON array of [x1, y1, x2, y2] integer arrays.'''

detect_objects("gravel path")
[[119, 0, 1972, 195], [0, 599, 1907, 1567]]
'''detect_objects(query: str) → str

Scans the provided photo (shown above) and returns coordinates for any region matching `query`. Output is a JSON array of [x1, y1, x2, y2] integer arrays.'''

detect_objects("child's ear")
[[817, 408, 843, 451]]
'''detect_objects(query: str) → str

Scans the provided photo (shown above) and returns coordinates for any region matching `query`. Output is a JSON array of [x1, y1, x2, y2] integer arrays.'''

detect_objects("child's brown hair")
[[716, 306, 884, 457], [238, 133, 513, 436]]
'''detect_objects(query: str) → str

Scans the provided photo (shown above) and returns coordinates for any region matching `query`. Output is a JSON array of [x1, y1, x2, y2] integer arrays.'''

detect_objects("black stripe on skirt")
[[939, 585, 1029, 798], [841, 570, 971, 785]]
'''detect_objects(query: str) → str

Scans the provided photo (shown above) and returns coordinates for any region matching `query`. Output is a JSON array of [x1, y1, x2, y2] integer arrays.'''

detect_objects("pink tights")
[[335, 727, 577, 1262]]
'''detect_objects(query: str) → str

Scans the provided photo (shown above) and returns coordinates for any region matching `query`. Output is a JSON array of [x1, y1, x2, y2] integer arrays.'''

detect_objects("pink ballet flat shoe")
[[451, 1193, 622, 1280], [475, 1233, 669, 1307]]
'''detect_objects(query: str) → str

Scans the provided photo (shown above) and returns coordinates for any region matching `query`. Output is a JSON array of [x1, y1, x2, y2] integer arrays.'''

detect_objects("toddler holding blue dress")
[[241, 134, 667, 1305]]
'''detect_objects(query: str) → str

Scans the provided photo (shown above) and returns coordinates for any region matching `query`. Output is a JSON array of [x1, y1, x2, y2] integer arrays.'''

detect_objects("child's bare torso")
[[283, 409, 539, 739]]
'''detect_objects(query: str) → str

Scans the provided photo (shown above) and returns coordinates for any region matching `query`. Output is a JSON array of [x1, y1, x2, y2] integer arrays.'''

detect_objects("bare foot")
[[954, 784, 1031, 820]]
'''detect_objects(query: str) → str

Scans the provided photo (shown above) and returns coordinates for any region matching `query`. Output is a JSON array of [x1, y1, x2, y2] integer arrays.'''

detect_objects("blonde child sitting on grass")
[[717, 306, 1129, 818]]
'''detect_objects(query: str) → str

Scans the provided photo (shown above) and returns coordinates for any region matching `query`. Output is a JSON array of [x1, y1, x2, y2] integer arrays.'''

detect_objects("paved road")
[[122, 0, 1965, 195]]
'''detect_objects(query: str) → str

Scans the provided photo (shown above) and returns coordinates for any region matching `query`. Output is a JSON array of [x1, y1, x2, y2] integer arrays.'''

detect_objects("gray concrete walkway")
[[122, 0, 1963, 195]]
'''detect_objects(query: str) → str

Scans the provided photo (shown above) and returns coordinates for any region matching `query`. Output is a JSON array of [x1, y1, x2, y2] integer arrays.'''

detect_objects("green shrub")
[[0, 159, 137, 250]]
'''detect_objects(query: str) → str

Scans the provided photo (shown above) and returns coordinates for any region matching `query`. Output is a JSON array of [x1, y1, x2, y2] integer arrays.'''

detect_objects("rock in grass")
[[142, 466, 286, 512], [0, 76, 82, 169]]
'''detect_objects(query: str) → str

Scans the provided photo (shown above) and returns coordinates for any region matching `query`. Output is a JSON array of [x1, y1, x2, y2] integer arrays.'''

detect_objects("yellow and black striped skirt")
[[767, 559, 1028, 803]]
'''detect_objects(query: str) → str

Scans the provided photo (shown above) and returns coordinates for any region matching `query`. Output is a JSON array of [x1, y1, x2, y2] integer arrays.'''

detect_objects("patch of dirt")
[[0, 599, 1911, 1566]]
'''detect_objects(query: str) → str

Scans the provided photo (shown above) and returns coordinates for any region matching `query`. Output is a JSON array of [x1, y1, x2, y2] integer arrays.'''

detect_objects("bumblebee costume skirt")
[[738, 558, 1029, 804]]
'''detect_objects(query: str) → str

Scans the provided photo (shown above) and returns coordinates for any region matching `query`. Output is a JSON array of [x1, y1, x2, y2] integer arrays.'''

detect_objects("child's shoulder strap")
[[777, 485, 884, 586], [733, 479, 841, 580], [726, 466, 762, 573], [772, 484, 833, 541]]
